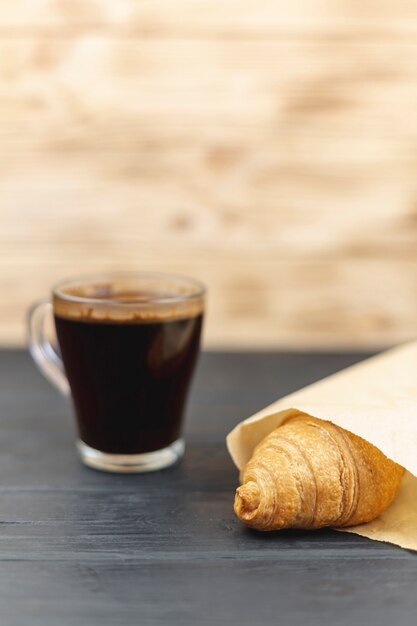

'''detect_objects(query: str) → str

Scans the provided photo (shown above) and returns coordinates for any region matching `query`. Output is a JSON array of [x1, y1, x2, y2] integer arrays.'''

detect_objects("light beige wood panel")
[[1, 4, 417, 347], [2, 150, 417, 348], [3, 1, 417, 34], [3, 251, 417, 349], [1, 38, 416, 255]]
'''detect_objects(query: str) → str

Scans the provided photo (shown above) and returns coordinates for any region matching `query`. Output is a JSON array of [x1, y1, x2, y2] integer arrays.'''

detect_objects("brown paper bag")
[[227, 342, 417, 550]]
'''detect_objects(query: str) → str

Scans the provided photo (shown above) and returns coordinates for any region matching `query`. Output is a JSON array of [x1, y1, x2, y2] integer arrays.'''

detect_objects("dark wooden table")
[[0, 350, 416, 625]]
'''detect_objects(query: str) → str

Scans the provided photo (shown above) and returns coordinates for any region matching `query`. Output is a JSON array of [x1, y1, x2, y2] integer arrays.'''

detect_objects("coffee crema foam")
[[53, 290, 204, 323]]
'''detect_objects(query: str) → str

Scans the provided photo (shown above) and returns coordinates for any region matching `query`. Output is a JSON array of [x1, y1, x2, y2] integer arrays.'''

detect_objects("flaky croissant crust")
[[234, 413, 404, 531]]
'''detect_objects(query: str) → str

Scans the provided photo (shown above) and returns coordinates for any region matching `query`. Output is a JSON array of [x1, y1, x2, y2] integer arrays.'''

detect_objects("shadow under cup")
[[52, 273, 205, 473]]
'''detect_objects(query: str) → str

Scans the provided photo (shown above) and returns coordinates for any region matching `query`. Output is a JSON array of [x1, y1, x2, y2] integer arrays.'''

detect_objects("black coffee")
[[54, 311, 203, 454]]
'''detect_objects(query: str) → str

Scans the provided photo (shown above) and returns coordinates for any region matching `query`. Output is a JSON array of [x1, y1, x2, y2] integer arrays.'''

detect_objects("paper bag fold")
[[226, 341, 417, 550]]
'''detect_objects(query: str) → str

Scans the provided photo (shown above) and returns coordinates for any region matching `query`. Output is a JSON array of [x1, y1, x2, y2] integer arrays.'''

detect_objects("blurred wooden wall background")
[[1, 1, 417, 348]]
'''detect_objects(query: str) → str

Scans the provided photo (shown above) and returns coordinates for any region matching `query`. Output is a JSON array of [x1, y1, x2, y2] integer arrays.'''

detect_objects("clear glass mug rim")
[[52, 271, 206, 308]]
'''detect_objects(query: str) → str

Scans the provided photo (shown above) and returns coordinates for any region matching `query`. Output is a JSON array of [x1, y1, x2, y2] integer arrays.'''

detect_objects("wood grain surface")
[[2, 2, 417, 348], [1, 348, 416, 626]]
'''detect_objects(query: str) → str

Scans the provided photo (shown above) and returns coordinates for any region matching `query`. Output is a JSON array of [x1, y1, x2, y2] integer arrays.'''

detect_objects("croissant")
[[234, 413, 404, 531]]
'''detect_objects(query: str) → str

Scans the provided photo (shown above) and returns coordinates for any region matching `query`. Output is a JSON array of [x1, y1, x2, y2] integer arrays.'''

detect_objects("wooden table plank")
[[0, 349, 415, 626]]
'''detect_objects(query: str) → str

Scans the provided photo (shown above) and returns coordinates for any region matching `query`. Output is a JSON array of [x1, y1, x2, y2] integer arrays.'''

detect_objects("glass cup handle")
[[27, 299, 70, 396]]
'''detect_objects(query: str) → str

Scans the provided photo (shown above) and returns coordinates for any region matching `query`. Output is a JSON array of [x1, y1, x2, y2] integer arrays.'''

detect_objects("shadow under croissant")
[[241, 526, 377, 546]]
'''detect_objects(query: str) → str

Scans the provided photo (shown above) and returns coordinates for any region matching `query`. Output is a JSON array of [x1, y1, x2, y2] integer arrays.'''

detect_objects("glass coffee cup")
[[28, 272, 205, 473]]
